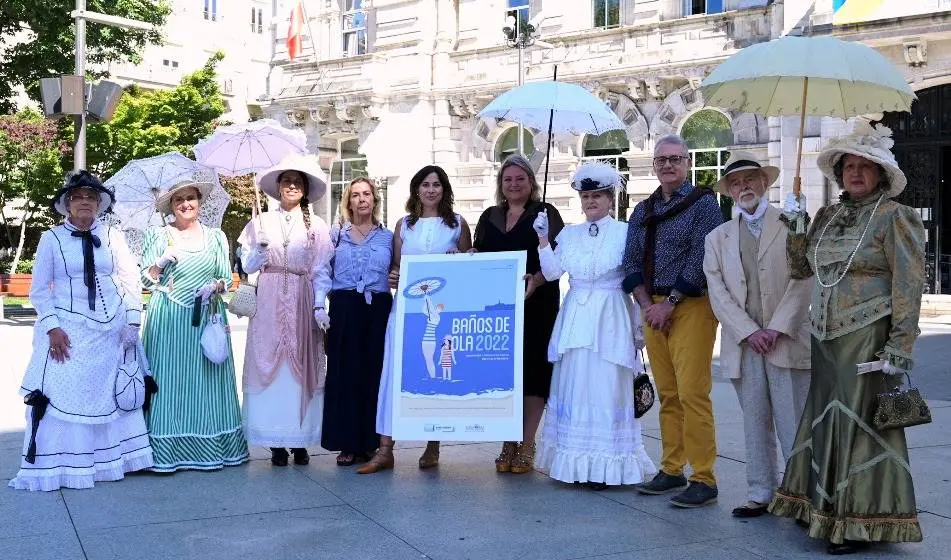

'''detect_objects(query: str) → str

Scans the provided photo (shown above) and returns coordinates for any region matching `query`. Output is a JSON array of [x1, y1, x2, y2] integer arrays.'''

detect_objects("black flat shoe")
[[732, 501, 769, 518], [796, 519, 810, 529], [291, 448, 310, 465], [827, 540, 869, 555], [270, 448, 289, 467], [586, 482, 609, 491]]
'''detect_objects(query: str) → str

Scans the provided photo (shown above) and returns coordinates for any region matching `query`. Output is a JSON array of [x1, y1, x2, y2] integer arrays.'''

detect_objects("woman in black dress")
[[473, 155, 564, 474]]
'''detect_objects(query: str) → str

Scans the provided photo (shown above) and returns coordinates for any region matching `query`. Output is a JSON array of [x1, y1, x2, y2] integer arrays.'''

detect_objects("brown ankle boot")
[[357, 437, 395, 474], [418, 441, 440, 469], [495, 441, 518, 473]]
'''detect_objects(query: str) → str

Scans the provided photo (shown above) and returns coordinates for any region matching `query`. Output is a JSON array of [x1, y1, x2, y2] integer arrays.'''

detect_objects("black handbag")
[[873, 373, 932, 431], [633, 350, 655, 419]]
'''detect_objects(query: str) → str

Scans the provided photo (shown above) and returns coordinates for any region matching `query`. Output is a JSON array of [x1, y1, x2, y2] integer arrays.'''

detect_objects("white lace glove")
[[120, 325, 140, 349], [155, 247, 180, 269], [782, 193, 805, 213], [532, 209, 549, 237], [313, 308, 330, 331], [242, 247, 269, 274], [196, 281, 221, 303]]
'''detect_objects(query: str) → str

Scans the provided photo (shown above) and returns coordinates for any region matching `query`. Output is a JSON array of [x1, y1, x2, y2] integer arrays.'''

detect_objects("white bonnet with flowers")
[[817, 121, 907, 199], [571, 161, 623, 192]]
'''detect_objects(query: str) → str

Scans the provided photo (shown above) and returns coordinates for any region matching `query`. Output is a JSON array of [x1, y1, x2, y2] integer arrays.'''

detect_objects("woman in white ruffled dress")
[[10, 171, 153, 491], [535, 162, 657, 489]]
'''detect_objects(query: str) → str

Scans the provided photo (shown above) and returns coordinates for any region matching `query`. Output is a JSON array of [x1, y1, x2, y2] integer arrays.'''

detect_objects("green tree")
[[0, 1, 170, 113], [0, 109, 68, 273], [84, 52, 228, 178]]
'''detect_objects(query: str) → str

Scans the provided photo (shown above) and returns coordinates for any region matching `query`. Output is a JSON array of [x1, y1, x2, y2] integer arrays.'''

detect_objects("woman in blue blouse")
[[315, 177, 394, 466]]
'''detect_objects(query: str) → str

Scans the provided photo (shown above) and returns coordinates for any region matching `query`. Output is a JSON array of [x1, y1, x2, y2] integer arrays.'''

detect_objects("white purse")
[[201, 297, 231, 365], [228, 190, 263, 318]]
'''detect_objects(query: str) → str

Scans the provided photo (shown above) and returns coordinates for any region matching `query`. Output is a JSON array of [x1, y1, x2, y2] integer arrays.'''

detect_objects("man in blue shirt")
[[622, 134, 724, 507]]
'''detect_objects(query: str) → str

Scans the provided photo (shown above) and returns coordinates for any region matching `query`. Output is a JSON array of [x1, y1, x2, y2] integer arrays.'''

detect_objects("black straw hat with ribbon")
[[50, 170, 115, 218]]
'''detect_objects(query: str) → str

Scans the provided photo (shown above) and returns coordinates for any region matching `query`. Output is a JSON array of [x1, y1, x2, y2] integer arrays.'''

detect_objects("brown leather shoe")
[[357, 442, 394, 474], [418, 441, 440, 469]]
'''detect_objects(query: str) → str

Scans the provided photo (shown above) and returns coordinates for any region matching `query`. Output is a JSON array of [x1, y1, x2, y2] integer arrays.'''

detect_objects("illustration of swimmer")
[[439, 335, 457, 381], [421, 294, 444, 379]]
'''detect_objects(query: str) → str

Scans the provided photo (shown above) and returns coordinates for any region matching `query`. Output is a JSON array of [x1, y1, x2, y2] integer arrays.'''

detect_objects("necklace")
[[814, 193, 884, 289], [353, 222, 373, 239]]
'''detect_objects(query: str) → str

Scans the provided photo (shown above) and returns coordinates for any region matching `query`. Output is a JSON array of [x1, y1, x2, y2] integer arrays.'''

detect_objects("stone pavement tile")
[[906, 406, 951, 449], [0, 486, 74, 540], [300, 445, 702, 560], [908, 446, 951, 518], [0, 531, 86, 560], [603, 455, 773, 542], [61, 459, 342, 531], [78, 506, 423, 560], [570, 540, 766, 560], [728, 511, 950, 559]]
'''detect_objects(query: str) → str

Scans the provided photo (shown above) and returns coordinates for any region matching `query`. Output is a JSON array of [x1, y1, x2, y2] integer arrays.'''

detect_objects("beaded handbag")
[[633, 350, 655, 419], [227, 187, 262, 318], [873, 373, 932, 431]]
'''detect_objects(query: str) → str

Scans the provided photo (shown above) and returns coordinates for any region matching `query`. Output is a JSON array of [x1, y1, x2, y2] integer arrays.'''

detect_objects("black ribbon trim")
[[23, 390, 50, 464], [70, 229, 101, 311], [723, 159, 761, 175]]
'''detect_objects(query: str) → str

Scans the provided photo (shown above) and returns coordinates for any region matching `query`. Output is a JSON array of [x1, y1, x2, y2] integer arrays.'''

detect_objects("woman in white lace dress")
[[357, 165, 472, 474], [534, 162, 657, 489]]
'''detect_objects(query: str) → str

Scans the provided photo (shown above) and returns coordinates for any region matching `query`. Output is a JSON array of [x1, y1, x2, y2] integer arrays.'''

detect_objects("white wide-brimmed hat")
[[714, 151, 780, 195], [571, 161, 623, 192], [817, 121, 906, 199], [51, 170, 115, 218], [154, 180, 215, 215], [255, 154, 327, 201]]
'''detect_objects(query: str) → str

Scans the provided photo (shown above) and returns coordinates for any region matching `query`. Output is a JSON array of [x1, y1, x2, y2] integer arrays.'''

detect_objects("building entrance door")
[[880, 84, 951, 294]]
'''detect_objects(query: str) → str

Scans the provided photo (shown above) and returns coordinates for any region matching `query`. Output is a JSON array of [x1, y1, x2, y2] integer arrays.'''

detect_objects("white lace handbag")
[[227, 278, 257, 318], [201, 297, 231, 364]]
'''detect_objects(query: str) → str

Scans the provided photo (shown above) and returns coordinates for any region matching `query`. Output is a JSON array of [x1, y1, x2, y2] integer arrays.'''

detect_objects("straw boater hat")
[[571, 161, 623, 192], [51, 170, 115, 218], [714, 151, 780, 195], [256, 153, 328, 201], [816, 121, 906, 199], [154, 179, 214, 215]]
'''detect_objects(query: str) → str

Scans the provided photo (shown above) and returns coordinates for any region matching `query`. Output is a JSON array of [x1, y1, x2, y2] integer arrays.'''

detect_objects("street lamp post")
[[502, 15, 542, 157], [68, 1, 155, 171]]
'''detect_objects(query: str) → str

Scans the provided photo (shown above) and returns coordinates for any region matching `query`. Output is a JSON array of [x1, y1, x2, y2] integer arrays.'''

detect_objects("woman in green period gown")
[[140, 180, 249, 472], [771, 122, 925, 555]]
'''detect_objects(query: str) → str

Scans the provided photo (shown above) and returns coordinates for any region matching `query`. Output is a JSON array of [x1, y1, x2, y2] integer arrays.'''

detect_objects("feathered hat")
[[817, 121, 906, 199]]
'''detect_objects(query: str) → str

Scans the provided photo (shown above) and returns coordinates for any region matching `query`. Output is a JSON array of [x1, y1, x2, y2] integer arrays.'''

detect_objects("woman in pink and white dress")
[[534, 162, 657, 490], [238, 154, 334, 467]]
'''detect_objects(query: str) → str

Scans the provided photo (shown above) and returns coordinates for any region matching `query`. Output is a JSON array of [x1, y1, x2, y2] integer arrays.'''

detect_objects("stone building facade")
[[262, 0, 951, 293]]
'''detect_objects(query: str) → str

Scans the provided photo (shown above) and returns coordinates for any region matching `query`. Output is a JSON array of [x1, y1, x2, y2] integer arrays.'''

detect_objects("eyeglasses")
[[279, 178, 306, 189], [652, 155, 688, 167], [69, 193, 98, 202]]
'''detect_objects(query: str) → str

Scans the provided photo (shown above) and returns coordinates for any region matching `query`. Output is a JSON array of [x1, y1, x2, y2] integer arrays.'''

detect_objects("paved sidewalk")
[[1, 320, 949, 560]]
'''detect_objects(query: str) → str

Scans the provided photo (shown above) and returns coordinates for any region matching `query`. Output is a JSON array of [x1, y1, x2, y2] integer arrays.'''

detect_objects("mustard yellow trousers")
[[643, 295, 719, 486]]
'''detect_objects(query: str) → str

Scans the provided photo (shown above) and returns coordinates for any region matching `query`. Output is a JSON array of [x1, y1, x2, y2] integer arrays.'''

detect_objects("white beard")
[[737, 192, 762, 213]]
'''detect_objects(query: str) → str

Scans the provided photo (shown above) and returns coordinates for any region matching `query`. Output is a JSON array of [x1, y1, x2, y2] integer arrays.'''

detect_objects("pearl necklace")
[[814, 193, 884, 289]]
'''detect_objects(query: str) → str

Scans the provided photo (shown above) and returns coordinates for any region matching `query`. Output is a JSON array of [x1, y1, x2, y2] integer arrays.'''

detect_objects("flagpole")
[[298, 1, 318, 60]]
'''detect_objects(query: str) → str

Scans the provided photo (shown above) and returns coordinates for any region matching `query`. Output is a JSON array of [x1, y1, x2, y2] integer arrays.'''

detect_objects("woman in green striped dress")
[[140, 180, 250, 472]]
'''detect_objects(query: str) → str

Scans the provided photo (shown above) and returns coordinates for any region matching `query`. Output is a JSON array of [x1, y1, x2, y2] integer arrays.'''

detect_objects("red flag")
[[287, 2, 305, 61]]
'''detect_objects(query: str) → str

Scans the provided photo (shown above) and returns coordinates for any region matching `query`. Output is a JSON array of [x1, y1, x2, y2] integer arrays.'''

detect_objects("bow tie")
[[71, 229, 101, 310]]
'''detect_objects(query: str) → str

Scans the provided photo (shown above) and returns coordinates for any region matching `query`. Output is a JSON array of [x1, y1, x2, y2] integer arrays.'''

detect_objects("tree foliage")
[[0, 109, 68, 271], [84, 52, 228, 178], [0, 1, 171, 113]]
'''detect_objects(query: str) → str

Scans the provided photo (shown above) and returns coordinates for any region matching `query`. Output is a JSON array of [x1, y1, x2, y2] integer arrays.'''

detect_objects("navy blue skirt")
[[321, 289, 393, 453]]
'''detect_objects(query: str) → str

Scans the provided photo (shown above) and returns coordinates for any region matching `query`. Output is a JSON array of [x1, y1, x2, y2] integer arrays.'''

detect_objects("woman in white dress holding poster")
[[534, 162, 657, 489]]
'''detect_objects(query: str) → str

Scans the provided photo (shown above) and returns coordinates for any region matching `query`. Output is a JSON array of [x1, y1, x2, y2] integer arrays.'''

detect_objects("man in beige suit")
[[703, 152, 811, 518]]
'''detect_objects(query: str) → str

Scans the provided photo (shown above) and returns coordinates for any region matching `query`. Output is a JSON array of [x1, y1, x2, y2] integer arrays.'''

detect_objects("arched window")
[[494, 127, 535, 162], [680, 109, 733, 219], [581, 129, 631, 220]]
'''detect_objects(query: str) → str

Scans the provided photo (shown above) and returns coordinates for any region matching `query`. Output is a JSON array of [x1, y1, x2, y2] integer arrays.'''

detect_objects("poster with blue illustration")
[[391, 251, 526, 441]]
